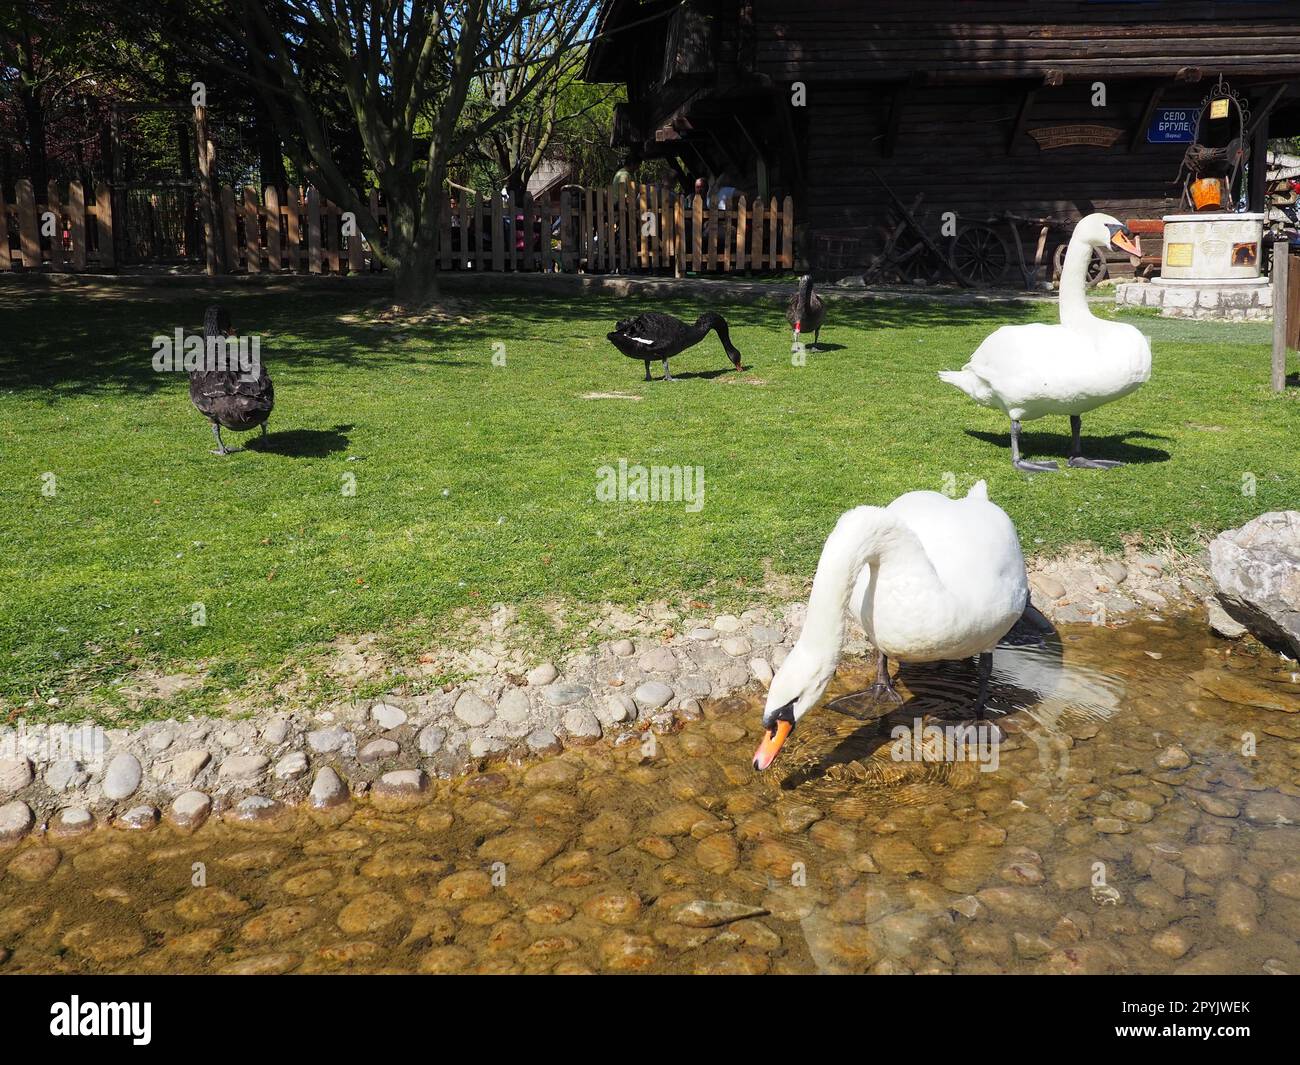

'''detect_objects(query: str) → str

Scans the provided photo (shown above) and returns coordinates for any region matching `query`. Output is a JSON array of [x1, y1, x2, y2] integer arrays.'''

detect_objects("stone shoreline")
[[0, 544, 1231, 847]]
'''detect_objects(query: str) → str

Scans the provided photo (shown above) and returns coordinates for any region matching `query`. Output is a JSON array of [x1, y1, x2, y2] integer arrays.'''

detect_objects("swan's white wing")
[[958, 322, 1151, 419], [886, 490, 1027, 626]]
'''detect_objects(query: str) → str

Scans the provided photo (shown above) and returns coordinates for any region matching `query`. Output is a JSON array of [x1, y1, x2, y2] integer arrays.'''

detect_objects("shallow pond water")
[[2, 615, 1298, 975]]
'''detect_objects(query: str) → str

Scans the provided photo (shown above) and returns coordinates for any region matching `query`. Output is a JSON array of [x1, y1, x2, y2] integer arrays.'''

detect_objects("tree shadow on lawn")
[[439, 290, 1045, 351], [246, 423, 353, 457], [966, 427, 1172, 466], [0, 286, 1045, 398], [0, 291, 456, 399]]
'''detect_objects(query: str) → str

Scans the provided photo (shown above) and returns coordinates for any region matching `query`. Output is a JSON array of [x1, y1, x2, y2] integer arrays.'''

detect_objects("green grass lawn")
[[1, 283, 1296, 722]]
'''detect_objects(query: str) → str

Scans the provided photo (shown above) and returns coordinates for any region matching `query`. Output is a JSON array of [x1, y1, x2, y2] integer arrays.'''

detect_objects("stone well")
[[1116, 211, 1273, 321]]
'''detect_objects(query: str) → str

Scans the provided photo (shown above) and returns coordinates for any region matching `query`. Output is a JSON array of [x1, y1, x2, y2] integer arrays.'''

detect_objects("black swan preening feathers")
[[606, 311, 742, 381], [189, 305, 275, 454]]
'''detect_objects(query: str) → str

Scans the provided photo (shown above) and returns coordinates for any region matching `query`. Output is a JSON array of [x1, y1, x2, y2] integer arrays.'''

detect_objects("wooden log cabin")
[[583, 0, 1300, 273]]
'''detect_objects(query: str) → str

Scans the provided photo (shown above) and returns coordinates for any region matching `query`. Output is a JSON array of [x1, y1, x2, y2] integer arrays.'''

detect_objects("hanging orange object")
[[1191, 178, 1226, 211]]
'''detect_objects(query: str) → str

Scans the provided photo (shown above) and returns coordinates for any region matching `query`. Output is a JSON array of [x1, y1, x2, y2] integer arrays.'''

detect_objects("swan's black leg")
[[210, 423, 229, 455], [643, 360, 651, 382], [1010, 419, 1058, 473], [813, 326, 821, 349], [865, 651, 903, 705], [971, 651, 993, 719], [260, 422, 268, 438], [661, 358, 674, 381], [1067, 415, 1123, 469]]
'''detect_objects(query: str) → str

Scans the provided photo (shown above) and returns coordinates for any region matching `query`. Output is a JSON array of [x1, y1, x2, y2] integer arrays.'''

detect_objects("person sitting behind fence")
[[714, 184, 739, 210]]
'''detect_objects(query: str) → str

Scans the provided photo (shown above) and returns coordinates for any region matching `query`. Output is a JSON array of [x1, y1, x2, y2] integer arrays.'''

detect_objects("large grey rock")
[[638, 647, 678, 673], [218, 753, 269, 782], [0, 757, 33, 794], [496, 688, 532, 725], [1205, 597, 1247, 639], [543, 682, 590, 707], [307, 727, 350, 754], [525, 728, 562, 754], [46, 759, 88, 793], [526, 663, 558, 686], [274, 751, 308, 780], [359, 738, 399, 763], [453, 692, 495, 726], [261, 716, 291, 745], [102, 753, 142, 801], [370, 702, 407, 730], [561, 707, 602, 742], [633, 681, 674, 711], [416, 725, 447, 757], [116, 805, 159, 831], [1210, 512, 1300, 657], [0, 800, 34, 844], [309, 767, 348, 809], [170, 749, 211, 785]]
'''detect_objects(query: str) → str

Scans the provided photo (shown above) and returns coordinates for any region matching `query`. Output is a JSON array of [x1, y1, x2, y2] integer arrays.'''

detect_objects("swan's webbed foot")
[[1014, 458, 1059, 473], [210, 423, 230, 456], [1067, 455, 1123, 469], [661, 359, 675, 381], [866, 680, 904, 705], [1009, 420, 1057, 473], [1067, 416, 1121, 469], [866, 652, 904, 705]]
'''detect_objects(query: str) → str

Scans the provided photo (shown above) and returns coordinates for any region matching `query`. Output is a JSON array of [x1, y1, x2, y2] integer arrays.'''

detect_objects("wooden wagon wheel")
[[1052, 244, 1109, 287], [948, 222, 1012, 286]]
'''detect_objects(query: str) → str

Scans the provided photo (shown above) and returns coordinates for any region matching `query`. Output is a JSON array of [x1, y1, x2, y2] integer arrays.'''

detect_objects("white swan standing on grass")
[[939, 213, 1150, 472], [753, 482, 1029, 771]]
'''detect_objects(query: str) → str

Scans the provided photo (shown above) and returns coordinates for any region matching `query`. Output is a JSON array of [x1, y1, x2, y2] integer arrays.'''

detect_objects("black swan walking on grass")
[[786, 274, 825, 348], [607, 311, 742, 381], [189, 305, 275, 454]]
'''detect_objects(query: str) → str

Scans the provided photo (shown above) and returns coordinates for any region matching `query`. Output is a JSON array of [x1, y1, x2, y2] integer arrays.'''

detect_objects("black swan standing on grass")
[[786, 274, 825, 348], [607, 311, 742, 381], [189, 306, 275, 454]]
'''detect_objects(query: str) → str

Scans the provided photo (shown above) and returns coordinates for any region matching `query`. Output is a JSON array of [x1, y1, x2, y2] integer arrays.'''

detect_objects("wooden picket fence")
[[0, 178, 115, 271], [2, 179, 795, 276]]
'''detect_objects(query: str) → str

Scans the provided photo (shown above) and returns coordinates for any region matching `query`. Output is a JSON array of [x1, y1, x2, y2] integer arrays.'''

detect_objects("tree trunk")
[[392, 248, 441, 309], [504, 169, 529, 203], [255, 95, 287, 191], [20, 83, 48, 196]]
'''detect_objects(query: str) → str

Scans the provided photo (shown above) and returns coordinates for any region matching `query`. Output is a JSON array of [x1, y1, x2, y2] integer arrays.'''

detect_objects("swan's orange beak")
[[1111, 230, 1141, 258], [752, 719, 792, 771]]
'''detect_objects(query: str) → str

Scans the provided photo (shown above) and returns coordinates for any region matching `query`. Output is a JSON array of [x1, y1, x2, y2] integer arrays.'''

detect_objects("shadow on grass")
[[247, 424, 353, 457], [669, 366, 747, 381], [0, 286, 1044, 397], [966, 427, 1172, 465]]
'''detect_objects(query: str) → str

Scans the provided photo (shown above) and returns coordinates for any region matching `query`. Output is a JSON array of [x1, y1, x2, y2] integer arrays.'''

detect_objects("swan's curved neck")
[[799, 507, 946, 658], [1059, 233, 1100, 333]]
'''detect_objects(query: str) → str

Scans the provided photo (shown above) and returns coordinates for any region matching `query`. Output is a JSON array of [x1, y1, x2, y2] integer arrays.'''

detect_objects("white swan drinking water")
[[753, 482, 1029, 771], [939, 213, 1151, 472]]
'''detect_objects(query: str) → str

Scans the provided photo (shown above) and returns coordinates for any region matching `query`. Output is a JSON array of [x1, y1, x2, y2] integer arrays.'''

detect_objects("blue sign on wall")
[[1148, 108, 1197, 144]]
